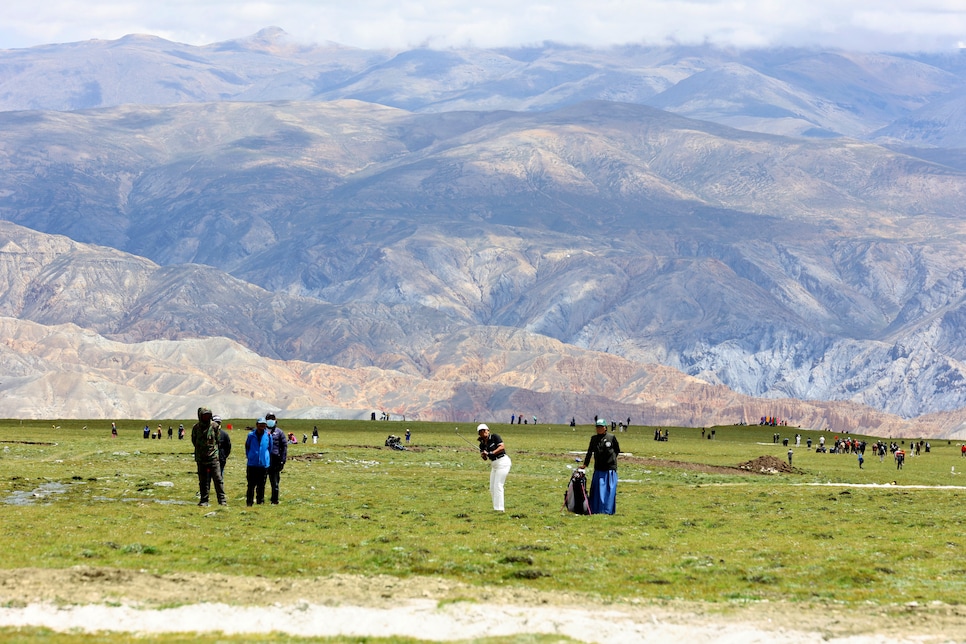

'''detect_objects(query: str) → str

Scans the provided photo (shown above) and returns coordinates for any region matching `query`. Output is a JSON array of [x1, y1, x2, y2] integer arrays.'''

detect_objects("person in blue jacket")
[[245, 418, 271, 506]]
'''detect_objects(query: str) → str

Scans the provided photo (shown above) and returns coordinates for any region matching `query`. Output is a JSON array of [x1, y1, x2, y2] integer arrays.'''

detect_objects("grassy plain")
[[2, 417, 965, 611]]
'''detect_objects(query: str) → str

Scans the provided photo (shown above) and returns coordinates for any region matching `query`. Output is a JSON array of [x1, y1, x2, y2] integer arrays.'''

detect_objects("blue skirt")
[[589, 470, 618, 515]]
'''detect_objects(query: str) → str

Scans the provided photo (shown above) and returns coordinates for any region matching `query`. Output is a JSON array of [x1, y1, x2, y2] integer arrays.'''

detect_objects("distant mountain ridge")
[[2, 220, 965, 438], [3, 28, 966, 143], [3, 31, 966, 434]]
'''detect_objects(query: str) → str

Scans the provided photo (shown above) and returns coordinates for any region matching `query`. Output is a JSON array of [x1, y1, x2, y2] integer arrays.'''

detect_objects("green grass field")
[[2, 418, 965, 606]]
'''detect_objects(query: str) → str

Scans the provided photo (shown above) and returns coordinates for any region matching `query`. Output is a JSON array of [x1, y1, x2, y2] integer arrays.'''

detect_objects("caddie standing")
[[583, 418, 620, 514]]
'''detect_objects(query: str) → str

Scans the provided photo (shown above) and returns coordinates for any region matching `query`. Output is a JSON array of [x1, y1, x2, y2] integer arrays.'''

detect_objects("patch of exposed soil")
[[619, 455, 752, 475], [554, 453, 792, 476], [289, 444, 426, 461], [1, 567, 964, 642], [0, 440, 56, 445], [736, 454, 800, 474]]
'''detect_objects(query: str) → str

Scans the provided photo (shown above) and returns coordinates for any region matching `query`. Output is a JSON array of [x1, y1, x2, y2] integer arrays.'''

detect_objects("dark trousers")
[[246, 466, 267, 505], [207, 459, 228, 496], [268, 456, 283, 504], [197, 460, 226, 504]]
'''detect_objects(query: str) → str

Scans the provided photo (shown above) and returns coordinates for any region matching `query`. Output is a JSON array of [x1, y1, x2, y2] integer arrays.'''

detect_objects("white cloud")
[[0, 0, 963, 51]]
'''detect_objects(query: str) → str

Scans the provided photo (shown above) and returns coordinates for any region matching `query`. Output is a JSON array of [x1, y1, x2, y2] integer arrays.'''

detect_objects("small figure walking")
[[858, 453, 864, 469], [405, 428, 411, 444], [111, 422, 117, 438], [787, 448, 793, 466]]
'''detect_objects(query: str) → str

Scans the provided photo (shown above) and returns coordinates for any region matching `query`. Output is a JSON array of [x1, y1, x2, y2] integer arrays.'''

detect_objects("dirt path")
[[1, 567, 964, 642]]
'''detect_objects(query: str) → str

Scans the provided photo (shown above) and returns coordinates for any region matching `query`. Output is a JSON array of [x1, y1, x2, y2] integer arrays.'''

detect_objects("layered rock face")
[[2, 33, 966, 434]]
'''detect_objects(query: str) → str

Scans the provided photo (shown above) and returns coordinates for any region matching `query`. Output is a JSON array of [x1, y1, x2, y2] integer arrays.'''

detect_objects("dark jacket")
[[584, 432, 620, 470], [268, 427, 288, 466], [479, 432, 507, 461], [191, 422, 218, 462], [217, 429, 232, 464]]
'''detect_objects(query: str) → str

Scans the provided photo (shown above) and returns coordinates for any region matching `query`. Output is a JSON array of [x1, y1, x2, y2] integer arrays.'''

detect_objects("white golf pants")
[[489, 455, 511, 511]]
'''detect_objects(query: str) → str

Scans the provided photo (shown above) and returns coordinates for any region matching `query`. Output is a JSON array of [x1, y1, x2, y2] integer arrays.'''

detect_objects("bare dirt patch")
[[539, 451, 800, 476], [0, 440, 56, 445], [620, 455, 753, 475], [1, 567, 964, 642], [736, 454, 800, 474], [289, 444, 428, 461]]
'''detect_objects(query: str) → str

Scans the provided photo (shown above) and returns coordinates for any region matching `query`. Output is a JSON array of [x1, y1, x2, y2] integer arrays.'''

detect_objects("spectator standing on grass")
[[477, 423, 511, 512], [245, 418, 271, 506], [178, 424, 185, 440], [201, 415, 232, 500], [583, 418, 620, 515], [858, 452, 864, 469], [111, 422, 117, 438], [167, 426, 173, 439], [787, 449, 793, 466], [215, 416, 232, 478], [312, 426, 319, 444], [266, 413, 287, 505], [191, 407, 227, 506]]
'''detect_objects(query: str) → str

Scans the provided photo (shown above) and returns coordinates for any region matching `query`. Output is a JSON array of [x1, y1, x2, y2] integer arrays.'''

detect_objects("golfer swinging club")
[[477, 423, 511, 512]]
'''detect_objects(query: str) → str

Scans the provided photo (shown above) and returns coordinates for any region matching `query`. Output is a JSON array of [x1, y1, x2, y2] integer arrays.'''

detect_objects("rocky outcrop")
[[0, 315, 931, 436], [2, 37, 966, 429]]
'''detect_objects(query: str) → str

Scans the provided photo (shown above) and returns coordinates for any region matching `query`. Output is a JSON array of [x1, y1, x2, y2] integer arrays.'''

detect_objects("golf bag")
[[563, 468, 592, 514]]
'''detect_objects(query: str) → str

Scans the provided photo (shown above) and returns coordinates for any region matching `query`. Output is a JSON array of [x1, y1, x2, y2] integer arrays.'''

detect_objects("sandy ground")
[[1, 567, 965, 642]]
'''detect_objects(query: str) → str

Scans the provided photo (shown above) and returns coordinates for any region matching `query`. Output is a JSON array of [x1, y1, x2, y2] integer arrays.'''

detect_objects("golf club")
[[455, 427, 479, 448]]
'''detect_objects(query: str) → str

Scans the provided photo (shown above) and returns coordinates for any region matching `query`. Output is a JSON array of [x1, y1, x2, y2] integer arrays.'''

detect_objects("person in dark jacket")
[[266, 413, 287, 504], [191, 407, 227, 506], [213, 415, 232, 476], [245, 418, 271, 506], [582, 418, 619, 514]]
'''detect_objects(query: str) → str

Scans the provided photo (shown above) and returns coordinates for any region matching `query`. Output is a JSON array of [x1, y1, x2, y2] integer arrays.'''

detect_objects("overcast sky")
[[1, 0, 964, 52]]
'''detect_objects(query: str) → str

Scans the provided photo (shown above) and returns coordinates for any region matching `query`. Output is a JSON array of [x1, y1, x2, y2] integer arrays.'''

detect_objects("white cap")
[[477, 423, 489, 432]]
